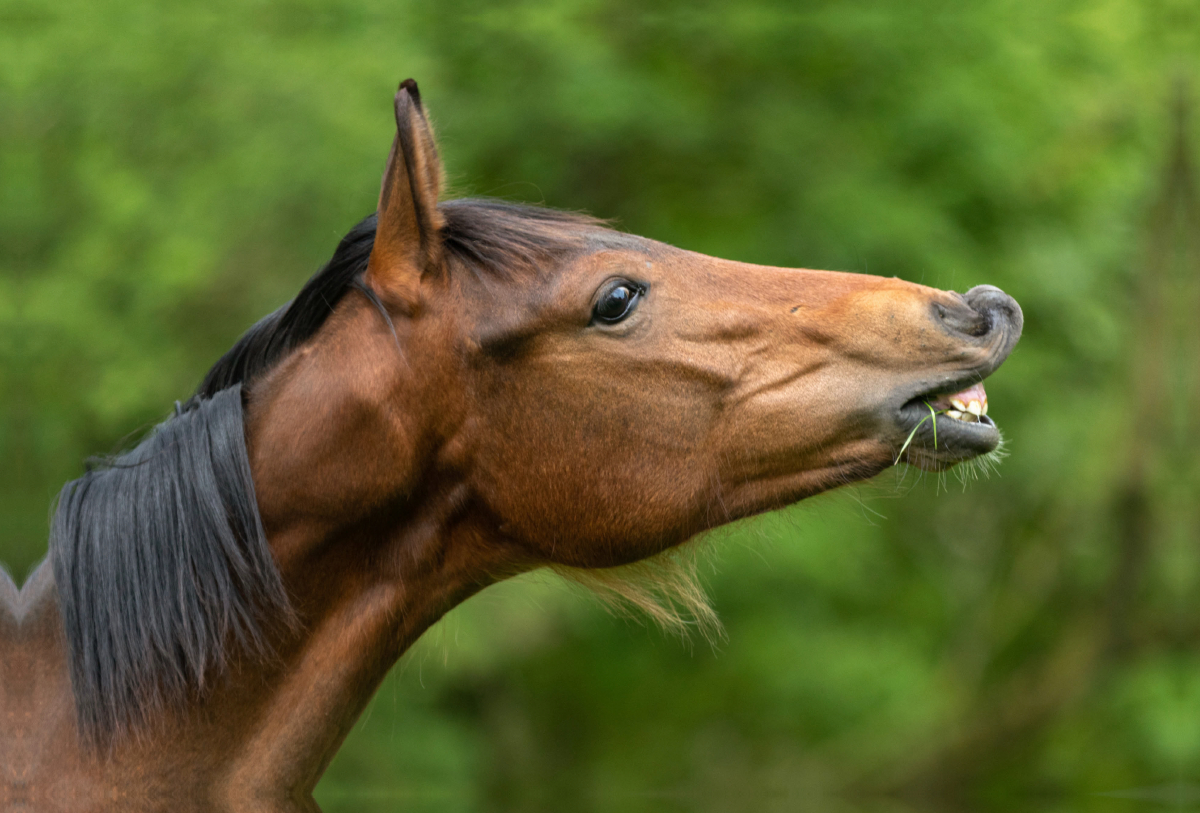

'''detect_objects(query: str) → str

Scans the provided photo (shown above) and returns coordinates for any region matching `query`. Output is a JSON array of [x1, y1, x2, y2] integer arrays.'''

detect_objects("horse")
[[0, 79, 1022, 812]]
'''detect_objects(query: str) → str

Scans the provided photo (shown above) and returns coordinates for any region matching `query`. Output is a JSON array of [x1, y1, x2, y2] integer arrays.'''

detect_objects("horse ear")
[[366, 79, 445, 303]]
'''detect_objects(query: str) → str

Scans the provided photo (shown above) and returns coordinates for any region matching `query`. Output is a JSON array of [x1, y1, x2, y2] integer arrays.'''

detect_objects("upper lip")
[[942, 285, 1023, 361], [896, 284, 1023, 416]]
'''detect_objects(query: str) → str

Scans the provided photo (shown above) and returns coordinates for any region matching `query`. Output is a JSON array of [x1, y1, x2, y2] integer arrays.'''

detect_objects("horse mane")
[[51, 386, 288, 745], [195, 199, 608, 401], [49, 199, 614, 746]]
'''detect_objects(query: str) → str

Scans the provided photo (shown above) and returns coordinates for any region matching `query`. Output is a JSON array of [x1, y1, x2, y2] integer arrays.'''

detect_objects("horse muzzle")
[[893, 284, 1023, 470]]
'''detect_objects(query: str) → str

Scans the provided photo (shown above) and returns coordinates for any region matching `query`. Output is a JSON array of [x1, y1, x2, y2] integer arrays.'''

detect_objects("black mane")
[[190, 199, 607, 401], [51, 386, 289, 744], [49, 199, 613, 745]]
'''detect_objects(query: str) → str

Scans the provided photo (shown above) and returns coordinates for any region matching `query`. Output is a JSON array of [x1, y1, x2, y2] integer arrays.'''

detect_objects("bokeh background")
[[5, 2, 1200, 811]]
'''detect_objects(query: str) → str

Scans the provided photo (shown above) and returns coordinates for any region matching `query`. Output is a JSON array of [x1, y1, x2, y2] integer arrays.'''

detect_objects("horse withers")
[[0, 80, 1021, 812]]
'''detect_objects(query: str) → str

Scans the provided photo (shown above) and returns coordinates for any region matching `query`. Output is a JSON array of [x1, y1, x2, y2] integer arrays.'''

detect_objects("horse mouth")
[[896, 380, 1001, 470]]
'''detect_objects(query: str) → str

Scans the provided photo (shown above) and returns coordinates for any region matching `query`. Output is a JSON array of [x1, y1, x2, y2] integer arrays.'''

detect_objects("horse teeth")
[[966, 400, 983, 417], [943, 409, 982, 423], [951, 398, 968, 412]]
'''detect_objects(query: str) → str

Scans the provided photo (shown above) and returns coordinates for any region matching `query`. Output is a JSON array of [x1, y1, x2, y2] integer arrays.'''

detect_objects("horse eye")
[[592, 281, 644, 325]]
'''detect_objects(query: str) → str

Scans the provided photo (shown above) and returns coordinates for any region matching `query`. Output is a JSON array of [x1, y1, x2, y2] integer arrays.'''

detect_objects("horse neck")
[[219, 307, 510, 799], [213, 498, 495, 801], [10, 496, 497, 809]]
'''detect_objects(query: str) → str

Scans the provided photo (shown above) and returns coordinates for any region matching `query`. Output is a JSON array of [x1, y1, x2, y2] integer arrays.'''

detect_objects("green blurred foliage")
[[4, 1, 1200, 811]]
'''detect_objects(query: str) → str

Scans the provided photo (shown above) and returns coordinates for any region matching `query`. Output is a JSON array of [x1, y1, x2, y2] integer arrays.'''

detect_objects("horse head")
[[247, 80, 1021, 576]]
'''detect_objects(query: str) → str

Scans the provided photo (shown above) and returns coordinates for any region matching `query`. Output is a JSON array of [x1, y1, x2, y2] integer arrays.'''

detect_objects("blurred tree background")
[[4, 1, 1200, 811]]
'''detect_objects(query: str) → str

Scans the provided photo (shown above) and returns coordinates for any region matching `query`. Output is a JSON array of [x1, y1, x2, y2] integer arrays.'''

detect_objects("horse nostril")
[[935, 296, 991, 337], [963, 285, 1024, 338], [934, 285, 1023, 341]]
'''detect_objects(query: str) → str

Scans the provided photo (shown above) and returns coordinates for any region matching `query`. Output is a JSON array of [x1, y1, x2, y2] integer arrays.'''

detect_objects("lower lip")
[[897, 403, 1000, 456]]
